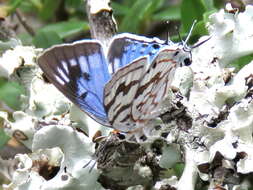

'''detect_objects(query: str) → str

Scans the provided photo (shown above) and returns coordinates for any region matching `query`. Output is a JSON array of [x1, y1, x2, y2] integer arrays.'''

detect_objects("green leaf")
[[32, 21, 89, 47], [7, 0, 23, 13], [39, 0, 60, 20], [190, 20, 209, 43], [33, 30, 62, 48], [231, 54, 253, 70], [0, 78, 25, 110], [119, 0, 164, 33], [195, 20, 208, 34], [203, 0, 215, 10], [18, 0, 42, 13], [171, 19, 208, 44], [39, 21, 89, 39], [213, 0, 225, 9], [111, 2, 129, 16], [153, 5, 181, 21], [29, 0, 43, 10], [65, 0, 84, 9], [173, 163, 185, 177], [18, 1, 36, 12], [203, 10, 217, 23], [181, 0, 207, 32], [0, 128, 10, 150], [143, 0, 165, 18], [18, 33, 33, 46]]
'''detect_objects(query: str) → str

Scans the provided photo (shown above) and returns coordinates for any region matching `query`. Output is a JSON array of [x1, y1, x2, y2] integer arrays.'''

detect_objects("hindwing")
[[104, 47, 181, 132], [104, 56, 148, 131], [132, 48, 179, 121]]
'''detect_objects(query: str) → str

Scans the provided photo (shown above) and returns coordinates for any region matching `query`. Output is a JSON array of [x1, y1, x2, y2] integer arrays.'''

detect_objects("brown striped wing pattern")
[[104, 47, 185, 132], [104, 57, 148, 132]]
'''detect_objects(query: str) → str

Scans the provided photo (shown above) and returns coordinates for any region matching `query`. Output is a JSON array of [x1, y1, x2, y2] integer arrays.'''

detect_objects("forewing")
[[104, 56, 148, 131], [38, 40, 111, 126], [132, 48, 179, 121], [107, 33, 167, 74]]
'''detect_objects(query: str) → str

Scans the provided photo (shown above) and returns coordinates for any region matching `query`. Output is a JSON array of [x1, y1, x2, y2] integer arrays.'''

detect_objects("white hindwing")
[[104, 57, 148, 131], [104, 47, 182, 132], [132, 48, 178, 122]]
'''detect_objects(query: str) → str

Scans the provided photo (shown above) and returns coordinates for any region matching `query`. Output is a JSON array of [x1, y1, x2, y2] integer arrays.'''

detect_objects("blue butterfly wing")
[[107, 33, 168, 73], [38, 40, 111, 126]]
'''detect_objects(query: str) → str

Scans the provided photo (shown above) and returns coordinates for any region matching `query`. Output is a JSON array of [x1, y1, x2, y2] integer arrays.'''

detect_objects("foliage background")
[[1, 0, 234, 48], [0, 0, 252, 189]]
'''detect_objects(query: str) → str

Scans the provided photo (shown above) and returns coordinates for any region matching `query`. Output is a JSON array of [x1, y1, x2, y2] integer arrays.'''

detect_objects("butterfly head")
[[172, 20, 211, 67], [164, 21, 196, 68], [172, 44, 192, 67], [176, 36, 211, 67]]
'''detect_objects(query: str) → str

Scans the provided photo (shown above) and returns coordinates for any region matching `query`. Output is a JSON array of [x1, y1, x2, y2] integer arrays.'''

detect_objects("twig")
[[15, 9, 35, 36]]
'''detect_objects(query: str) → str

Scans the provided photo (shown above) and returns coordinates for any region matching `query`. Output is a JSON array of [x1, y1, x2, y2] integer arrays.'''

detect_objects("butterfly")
[[38, 32, 196, 134]]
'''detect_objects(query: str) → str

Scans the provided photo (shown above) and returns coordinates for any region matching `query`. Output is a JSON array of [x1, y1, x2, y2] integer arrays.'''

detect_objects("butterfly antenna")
[[191, 36, 212, 49], [184, 20, 197, 46], [183, 20, 197, 47], [165, 21, 171, 44]]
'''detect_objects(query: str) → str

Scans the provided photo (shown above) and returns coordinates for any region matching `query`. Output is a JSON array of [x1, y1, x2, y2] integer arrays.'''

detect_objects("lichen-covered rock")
[[3, 125, 103, 190], [164, 4, 253, 190], [0, 46, 38, 78]]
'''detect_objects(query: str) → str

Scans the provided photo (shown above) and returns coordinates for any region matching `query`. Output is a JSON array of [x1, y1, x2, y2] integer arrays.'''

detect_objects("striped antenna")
[[183, 20, 197, 47], [183, 20, 211, 50], [165, 21, 171, 44], [191, 36, 211, 49]]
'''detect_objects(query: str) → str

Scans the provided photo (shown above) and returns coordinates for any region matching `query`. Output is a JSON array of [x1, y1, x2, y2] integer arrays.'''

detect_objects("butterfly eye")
[[183, 57, 191, 66]]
